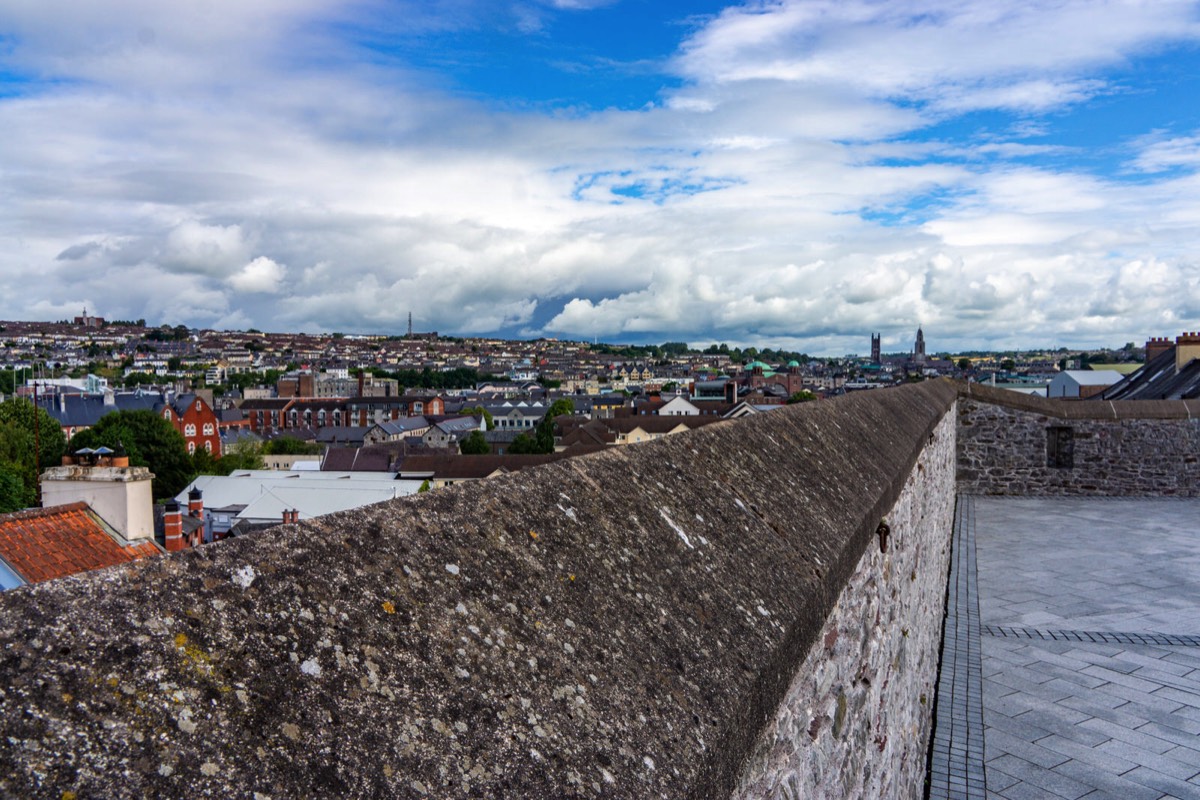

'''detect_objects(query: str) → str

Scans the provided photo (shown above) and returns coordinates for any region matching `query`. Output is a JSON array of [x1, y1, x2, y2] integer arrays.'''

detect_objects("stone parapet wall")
[[735, 409, 956, 799], [957, 383, 1200, 496], [0, 381, 958, 799]]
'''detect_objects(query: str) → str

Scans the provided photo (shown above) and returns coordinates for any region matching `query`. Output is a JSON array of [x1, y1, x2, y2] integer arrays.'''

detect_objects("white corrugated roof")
[[177, 471, 422, 519]]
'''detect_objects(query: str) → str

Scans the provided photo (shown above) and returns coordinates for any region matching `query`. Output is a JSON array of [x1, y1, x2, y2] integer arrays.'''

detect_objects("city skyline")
[[2, 1, 1200, 352]]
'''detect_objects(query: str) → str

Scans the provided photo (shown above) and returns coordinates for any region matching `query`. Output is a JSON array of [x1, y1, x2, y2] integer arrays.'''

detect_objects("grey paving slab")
[[930, 496, 1200, 800]]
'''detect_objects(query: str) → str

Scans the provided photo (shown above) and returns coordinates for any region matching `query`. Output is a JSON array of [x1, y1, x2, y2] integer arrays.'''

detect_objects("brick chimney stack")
[[1176, 332, 1200, 372], [188, 488, 203, 518], [163, 501, 184, 552], [1145, 336, 1173, 364]]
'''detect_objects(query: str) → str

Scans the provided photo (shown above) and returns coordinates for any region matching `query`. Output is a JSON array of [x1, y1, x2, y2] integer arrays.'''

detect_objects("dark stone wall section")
[[0, 380, 957, 800], [957, 383, 1200, 496]]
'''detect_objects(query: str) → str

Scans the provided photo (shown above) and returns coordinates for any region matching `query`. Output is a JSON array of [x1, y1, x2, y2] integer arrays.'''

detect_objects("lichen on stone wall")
[[733, 409, 957, 799], [0, 381, 958, 800]]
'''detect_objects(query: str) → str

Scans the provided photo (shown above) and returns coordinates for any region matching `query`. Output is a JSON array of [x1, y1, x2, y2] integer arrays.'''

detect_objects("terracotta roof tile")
[[0, 502, 162, 585]]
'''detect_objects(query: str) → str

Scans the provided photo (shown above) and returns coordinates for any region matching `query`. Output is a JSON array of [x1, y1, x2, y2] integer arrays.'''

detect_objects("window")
[[1046, 426, 1074, 469], [184, 424, 196, 437], [195, 400, 202, 411], [188, 441, 195, 454], [163, 410, 171, 420], [204, 441, 212, 452], [203, 423, 215, 436]]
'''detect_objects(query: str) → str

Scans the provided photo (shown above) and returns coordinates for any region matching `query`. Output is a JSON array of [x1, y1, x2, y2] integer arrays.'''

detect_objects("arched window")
[[184, 424, 196, 437], [187, 441, 195, 454], [203, 423, 215, 436], [204, 441, 212, 452], [163, 410, 171, 421]]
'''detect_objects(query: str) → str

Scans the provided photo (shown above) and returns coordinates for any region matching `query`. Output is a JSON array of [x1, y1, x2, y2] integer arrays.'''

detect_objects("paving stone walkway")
[[939, 496, 1200, 800]]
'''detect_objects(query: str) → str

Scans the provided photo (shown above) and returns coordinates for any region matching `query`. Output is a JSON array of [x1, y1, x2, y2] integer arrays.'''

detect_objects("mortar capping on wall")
[[957, 379, 1200, 420], [0, 379, 960, 800]]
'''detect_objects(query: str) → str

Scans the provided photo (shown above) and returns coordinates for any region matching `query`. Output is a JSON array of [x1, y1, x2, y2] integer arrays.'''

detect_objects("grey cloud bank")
[[1, 0, 1199, 352]]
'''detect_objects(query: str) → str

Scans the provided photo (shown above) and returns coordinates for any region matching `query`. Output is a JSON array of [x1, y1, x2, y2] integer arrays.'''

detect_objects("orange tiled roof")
[[0, 502, 161, 585]]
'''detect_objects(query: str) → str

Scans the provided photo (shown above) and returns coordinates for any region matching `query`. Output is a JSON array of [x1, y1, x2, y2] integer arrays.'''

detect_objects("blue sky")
[[2, 0, 1200, 354]]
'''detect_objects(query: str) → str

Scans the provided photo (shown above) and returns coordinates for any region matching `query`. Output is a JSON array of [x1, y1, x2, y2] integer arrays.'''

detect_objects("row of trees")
[[369, 367, 501, 390]]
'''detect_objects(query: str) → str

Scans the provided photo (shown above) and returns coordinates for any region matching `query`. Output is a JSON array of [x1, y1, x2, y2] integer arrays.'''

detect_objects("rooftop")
[[0, 502, 161, 586]]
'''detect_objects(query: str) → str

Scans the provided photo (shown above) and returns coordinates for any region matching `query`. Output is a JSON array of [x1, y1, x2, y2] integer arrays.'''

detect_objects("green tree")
[[460, 406, 495, 431], [0, 462, 25, 513], [1000, 358, 1017, 372], [418, 479, 431, 493], [532, 398, 575, 454], [261, 436, 322, 455], [70, 410, 194, 499], [0, 399, 68, 508], [459, 429, 490, 455], [786, 390, 816, 404], [194, 442, 269, 476], [507, 433, 538, 454], [217, 440, 266, 473], [957, 357, 971, 372]]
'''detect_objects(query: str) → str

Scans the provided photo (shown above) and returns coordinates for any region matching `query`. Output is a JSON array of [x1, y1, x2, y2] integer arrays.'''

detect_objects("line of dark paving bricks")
[[928, 495, 987, 799], [986, 626, 1200, 648]]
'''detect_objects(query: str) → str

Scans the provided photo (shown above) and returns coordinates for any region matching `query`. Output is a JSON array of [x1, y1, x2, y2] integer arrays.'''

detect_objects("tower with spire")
[[914, 326, 926, 364]]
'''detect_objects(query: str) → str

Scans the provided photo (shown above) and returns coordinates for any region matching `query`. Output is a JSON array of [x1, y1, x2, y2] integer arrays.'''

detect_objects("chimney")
[[357, 371, 365, 397], [163, 501, 184, 552], [40, 453, 156, 542], [188, 487, 203, 518], [1177, 332, 1200, 372], [1145, 336, 1173, 364], [111, 442, 129, 468]]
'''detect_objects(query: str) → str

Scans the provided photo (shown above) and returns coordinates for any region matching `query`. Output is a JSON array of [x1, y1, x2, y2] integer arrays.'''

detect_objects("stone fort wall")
[[735, 408, 956, 799], [958, 383, 1200, 496], [0, 381, 958, 799]]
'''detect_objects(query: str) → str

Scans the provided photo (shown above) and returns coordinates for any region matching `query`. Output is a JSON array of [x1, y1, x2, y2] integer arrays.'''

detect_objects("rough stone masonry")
[[0, 381, 957, 799], [735, 409, 956, 799]]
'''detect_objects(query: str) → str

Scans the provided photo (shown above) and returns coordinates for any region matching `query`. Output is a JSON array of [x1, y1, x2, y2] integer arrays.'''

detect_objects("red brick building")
[[240, 395, 445, 434], [161, 394, 222, 457]]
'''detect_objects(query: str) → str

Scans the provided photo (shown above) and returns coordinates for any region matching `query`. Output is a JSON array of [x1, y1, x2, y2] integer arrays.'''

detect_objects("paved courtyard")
[[934, 496, 1200, 800]]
